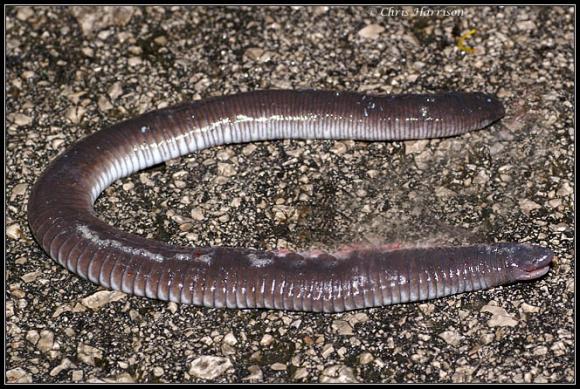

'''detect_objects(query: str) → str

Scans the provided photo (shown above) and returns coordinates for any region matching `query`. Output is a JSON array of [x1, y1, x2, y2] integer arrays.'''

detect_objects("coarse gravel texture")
[[6, 5, 574, 384]]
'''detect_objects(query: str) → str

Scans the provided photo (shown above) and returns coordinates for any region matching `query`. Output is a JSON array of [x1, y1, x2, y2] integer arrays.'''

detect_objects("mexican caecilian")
[[28, 90, 553, 312]]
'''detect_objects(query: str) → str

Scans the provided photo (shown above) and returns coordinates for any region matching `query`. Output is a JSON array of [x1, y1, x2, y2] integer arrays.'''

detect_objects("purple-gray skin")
[[27, 90, 554, 312]]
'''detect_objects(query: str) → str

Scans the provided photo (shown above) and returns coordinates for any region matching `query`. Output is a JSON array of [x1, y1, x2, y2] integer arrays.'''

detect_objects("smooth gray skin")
[[28, 90, 552, 312]]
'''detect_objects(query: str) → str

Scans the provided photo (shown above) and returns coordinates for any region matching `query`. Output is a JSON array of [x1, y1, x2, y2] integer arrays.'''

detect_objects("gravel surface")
[[6, 5, 574, 383]]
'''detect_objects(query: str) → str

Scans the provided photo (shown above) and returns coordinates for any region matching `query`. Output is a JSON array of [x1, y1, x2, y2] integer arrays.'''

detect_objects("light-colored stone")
[[438, 330, 462, 347], [16, 7, 35, 21], [521, 303, 541, 313], [331, 320, 353, 335], [244, 47, 264, 61], [242, 365, 263, 382], [50, 358, 74, 376], [405, 140, 429, 154], [321, 344, 334, 358], [260, 334, 274, 346], [11, 183, 28, 198], [271, 362, 287, 371], [519, 199, 541, 214], [7, 368, 32, 383], [66, 106, 86, 124], [320, 365, 358, 383], [72, 370, 84, 382], [37, 330, 55, 353], [188, 356, 232, 380], [26, 330, 40, 345], [359, 352, 374, 364], [533, 346, 548, 356], [109, 82, 123, 100], [21, 271, 42, 283], [293, 367, 309, 380], [481, 304, 519, 327], [77, 343, 104, 366], [81, 290, 127, 310], [358, 24, 385, 39], [7, 224, 23, 240], [222, 332, 237, 346], [12, 113, 32, 126]]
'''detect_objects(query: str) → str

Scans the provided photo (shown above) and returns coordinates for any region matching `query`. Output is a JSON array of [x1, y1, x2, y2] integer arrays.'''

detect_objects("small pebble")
[[358, 24, 385, 39], [188, 356, 232, 380]]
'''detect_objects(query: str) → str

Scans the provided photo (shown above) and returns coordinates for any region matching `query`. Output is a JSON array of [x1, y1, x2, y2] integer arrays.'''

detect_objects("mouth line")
[[520, 265, 551, 280]]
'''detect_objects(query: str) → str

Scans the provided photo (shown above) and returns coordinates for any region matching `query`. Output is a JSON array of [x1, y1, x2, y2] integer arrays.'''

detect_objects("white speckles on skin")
[[351, 279, 360, 297], [174, 253, 192, 261], [77, 225, 164, 262], [194, 117, 233, 135], [234, 113, 319, 125], [195, 254, 213, 265], [286, 282, 294, 297], [312, 283, 323, 301], [295, 283, 304, 299], [140, 126, 149, 133], [270, 278, 276, 295], [248, 253, 273, 268], [336, 282, 343, 299], [322, 280, 334, 301]]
